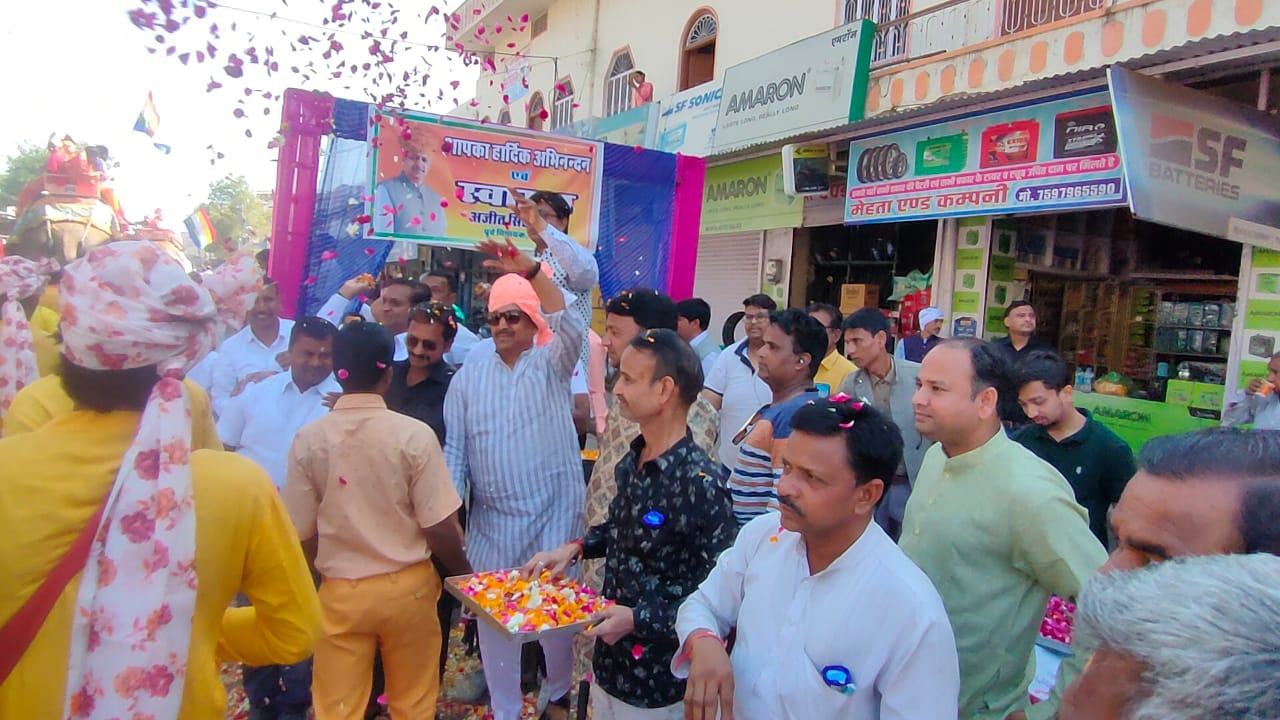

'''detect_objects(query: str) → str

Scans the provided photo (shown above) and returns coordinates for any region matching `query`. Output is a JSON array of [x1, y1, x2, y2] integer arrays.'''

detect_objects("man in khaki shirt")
[[284, 322, 471, 720]]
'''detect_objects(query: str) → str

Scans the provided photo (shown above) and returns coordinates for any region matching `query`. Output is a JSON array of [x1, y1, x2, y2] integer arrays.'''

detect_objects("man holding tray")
[[527, 329, 736, 719], [444, 189, 598, 720]]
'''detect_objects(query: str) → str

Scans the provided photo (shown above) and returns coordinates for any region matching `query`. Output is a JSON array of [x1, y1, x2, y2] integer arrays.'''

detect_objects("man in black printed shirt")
[[525, 329, 735, 719]]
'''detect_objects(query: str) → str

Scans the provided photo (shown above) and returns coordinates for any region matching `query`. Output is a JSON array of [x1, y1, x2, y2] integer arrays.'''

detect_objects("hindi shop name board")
[[367, 111, 604, 251], [1108, 66, 1280, 248], [843, 91, 1128, 224], [712, 20, 874, 153]]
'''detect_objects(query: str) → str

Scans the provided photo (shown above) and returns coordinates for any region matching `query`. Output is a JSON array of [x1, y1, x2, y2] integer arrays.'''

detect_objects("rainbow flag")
[[183, 208, 216, 249], [133, 92, 161, 138]]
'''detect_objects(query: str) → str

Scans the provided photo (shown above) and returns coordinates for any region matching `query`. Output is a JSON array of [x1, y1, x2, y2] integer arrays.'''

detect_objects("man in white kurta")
[[443, 195, 597, 720], [673, 396, 959, 720]]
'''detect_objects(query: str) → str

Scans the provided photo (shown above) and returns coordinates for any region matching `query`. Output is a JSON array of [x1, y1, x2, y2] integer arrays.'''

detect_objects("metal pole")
[[1258, 68, 1271, 112]]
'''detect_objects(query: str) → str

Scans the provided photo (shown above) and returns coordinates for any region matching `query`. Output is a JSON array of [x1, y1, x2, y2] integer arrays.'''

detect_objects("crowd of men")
[[0, 189, 1278, 720]]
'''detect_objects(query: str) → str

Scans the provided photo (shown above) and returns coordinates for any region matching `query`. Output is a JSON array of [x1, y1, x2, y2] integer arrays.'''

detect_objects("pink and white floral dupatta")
[[0, 256, 59, 419], [57, 242, 259, 719]]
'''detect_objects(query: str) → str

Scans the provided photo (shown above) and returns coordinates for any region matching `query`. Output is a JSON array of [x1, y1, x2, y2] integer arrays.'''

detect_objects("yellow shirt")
[[2, 375, 222, 451], [30, 304, 59, 335], [0, 410, 322, 720], [814, 349, 856, 390]]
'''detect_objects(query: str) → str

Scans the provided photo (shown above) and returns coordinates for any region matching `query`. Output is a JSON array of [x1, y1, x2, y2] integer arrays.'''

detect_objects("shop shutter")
[[692, 231, 764, 343]]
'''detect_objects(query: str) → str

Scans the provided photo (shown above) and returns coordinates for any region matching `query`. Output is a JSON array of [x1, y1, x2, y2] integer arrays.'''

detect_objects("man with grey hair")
[[1060, 553, 1280, 720]]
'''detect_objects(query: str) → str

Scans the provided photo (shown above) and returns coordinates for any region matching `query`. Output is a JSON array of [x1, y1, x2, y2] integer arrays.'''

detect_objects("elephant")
[[9, 194, 120, 265]]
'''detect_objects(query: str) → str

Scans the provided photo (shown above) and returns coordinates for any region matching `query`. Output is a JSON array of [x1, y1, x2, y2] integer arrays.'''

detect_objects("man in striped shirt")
[[725, 309, 826, 525], [443, 192, 598, 720]]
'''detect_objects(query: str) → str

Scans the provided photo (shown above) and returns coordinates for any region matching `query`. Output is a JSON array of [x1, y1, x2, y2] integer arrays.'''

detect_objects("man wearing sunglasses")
[[443, 189, 598, 720], [386, 303, 457, 462]]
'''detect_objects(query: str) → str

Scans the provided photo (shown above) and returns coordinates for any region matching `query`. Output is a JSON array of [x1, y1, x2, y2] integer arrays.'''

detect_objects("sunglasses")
[[405, 335, 441, 352], [486, 309, 527, 326]]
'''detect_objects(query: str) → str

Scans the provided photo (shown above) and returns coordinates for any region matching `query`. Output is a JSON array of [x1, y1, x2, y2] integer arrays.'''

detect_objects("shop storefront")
[[695, 154, 804, 339], [683, 18, 880, 337], [839, 66, 1280, 447]]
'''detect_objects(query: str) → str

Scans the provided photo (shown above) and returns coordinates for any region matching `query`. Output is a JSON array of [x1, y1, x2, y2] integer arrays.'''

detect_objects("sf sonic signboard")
[[1108, 66, 1280, 249], [712, 20, 873, 153], [844, 91, 1127, 224]]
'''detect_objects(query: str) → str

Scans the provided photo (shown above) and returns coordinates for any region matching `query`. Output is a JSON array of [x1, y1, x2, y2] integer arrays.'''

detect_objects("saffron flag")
[[183, 208, 216, 249], [133, 92, 160, 138]]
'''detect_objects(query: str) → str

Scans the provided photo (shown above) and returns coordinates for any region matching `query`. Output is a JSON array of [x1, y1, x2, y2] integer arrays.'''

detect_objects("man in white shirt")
[[675, 396, 959, 720], [701, 294, 774, 472], [210, 280, 294, 417], [217, 317, 341, 489], [676, 298, 720, 378], [319, 275, 479, 366]]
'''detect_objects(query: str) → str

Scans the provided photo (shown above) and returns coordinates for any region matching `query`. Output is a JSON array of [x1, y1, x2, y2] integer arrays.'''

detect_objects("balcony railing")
[[1000, 0, 1106, 37], [853, 0, 1105, 69]]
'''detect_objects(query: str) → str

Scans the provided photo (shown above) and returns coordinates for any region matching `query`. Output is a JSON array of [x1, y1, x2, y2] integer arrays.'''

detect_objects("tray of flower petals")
[[445, 568, 614, 641]]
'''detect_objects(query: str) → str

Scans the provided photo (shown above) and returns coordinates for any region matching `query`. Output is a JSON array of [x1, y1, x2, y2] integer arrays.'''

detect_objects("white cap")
[[918, 307, 945, 327]]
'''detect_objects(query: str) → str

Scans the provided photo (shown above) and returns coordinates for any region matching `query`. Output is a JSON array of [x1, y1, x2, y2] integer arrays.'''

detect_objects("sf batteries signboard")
[[713, 20, 873, 153], [843, 91, 1126, 224], [1108, 66, 1280, 248], [657, 81, 723, 156]]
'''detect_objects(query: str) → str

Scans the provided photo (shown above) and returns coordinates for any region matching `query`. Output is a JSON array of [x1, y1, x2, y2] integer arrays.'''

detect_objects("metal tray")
[[444, 573, 600, 643]]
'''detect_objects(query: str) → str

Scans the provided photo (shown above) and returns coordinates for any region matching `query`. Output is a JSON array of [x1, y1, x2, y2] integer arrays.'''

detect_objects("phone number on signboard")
[[1025, 180, 1122, 202]]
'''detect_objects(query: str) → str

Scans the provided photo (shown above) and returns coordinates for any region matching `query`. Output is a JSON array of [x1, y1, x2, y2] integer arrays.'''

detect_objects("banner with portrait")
[[367, 110, 604, 251]]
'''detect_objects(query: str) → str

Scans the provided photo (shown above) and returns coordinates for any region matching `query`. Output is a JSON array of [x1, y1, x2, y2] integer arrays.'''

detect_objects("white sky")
[[0, 0, 475, 223]]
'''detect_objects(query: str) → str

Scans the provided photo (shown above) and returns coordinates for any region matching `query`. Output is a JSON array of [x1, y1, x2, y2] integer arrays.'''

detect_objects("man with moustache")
[[442, 191, 597, 720], [526, 329, 735, 719], [901, 338, 1105, 720], [1053, 428, 1280, 719], [576, 289, 720, 684], [724, 309, 825, 525], [210, 279, 293, 417], [385, 302, 458, 443], [836, 307, 931, 540], [422, 270, 481, 366], [582, 289, 719, 588], [676, 397, 959, 719]]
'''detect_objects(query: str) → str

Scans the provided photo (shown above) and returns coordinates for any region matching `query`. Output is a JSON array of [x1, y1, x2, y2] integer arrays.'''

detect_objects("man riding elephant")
[[9, 137, 120, 264]]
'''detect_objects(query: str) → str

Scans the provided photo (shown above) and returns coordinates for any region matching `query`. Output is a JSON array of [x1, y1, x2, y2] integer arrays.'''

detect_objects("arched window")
[[527, 92, 546, 131], [679, 9, 718, 91], [843, 0, 910, 64], [497, 108, 511, 126], [604, 48, 635, 117], [551, 78, 575, 131]]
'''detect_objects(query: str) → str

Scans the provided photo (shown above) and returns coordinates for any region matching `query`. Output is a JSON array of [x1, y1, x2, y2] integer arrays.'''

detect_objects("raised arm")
[[538, 222, 598, 293]]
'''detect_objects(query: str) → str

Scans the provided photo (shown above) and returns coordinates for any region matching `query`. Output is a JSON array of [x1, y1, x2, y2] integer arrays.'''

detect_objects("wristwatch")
[[522, 263, 542, 281]]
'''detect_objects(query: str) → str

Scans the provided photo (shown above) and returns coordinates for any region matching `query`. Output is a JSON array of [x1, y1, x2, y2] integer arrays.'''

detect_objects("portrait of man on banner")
[[373, 129, 449, 237], [368, 112, 604, 252]]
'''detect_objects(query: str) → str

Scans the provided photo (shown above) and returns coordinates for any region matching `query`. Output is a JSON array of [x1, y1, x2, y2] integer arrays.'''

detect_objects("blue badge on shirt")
[[642, 510, 665, 528], [821, 665, 856, 695]]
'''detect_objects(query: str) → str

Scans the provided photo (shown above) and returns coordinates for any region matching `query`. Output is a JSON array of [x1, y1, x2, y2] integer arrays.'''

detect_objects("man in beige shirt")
[[284, 322, 471, 720]]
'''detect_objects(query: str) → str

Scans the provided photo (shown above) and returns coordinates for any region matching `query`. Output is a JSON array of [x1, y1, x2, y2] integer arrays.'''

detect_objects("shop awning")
[[708, 26, 1280, 165]]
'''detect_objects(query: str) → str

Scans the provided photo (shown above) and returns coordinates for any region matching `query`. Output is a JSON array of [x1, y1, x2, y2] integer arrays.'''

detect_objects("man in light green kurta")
[[901, 339, 1106, 720]]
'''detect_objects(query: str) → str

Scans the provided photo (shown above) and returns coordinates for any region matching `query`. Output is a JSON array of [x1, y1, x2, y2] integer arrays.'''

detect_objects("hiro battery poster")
[[844, 91, 1127, 224]]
